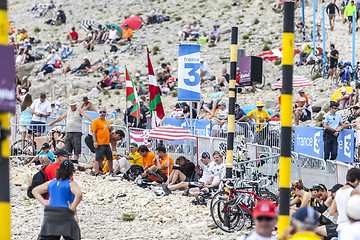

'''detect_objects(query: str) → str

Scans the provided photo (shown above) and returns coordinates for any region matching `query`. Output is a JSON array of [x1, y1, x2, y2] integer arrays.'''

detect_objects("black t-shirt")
[[330, 50, 339, 64], [326, 3, 339, 14], [223, 73, 230, 83]]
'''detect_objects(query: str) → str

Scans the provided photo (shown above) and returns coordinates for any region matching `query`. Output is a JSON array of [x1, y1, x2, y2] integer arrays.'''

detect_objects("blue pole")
[[322, 5, 326, 77], [313, 0, 316, 55], [353, 10, 356, 67], [302, 0, 305, 23]]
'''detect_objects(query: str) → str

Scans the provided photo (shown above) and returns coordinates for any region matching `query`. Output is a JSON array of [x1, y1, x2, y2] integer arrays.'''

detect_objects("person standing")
[[327, 0, 340, 30], [329, 44, 339, 84], [344, 1, 357, 33], [49, 99, 93, 164], [323, 101, 344, 160], [19, 93, 33, 148], [91, 107, 114, 176], [29, 93, 52, 136]]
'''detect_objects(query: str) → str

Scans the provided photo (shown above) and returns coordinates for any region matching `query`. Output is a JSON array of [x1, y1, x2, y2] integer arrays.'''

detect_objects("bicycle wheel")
[[259, 190, 279, 205], [210, 190, 229, 211], [211, 199, 245, 233], [11, 140, 36, 161], [310, 63, 322, 79]]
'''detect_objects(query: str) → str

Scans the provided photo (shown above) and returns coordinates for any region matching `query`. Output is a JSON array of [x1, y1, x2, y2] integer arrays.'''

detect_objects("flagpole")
[[190, 101, 194, 163], [125, 65, 129, 153]]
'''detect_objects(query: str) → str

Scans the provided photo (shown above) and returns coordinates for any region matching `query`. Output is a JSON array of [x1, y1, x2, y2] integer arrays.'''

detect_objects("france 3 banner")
[[294, 126, 354, 163], [165, 118, 211, 136], [178, 44, 201, 101]]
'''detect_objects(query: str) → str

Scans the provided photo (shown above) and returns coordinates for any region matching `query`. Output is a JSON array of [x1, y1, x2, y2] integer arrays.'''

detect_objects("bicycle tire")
[[11, 140, 36, 160], [310, 63, 322, 79], [210, 199, 245, 233], [210, 190, 229, 211], [259, 190, 279, 204]]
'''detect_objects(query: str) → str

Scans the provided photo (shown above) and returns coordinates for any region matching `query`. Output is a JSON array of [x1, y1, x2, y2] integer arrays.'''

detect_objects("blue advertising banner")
[[294, 127, 354, 163], [165, 118, 211, 136], [178, 44, 201, 101], [294, 127, 324, 159]]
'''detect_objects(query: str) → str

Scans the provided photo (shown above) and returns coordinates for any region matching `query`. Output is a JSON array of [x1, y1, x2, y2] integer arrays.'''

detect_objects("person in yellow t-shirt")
[[120, 24, 133, 42], [114, 142, 142, 174], [247, 101, 271, 134]]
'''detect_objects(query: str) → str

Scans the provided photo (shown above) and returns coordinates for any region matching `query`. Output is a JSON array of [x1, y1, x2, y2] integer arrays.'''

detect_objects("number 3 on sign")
[[184, 63, 200, 86]]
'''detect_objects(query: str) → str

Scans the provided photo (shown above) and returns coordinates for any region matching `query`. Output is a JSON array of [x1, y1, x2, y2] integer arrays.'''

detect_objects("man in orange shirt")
[[91, 107, 114, 176], [296, 89, 309, 107], [138, 145, 155, 172], [142, 146, 173, 182], [120, 24, 133, 42]]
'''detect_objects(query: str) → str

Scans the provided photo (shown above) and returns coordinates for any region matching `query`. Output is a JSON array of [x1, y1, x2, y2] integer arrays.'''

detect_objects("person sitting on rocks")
[[119, 24, 132, 43], [104, 70, 123, 90], [177, 102, 197, 119], [65, 27, 79, 44], [170, 103, 184, 118], [16, 76, 31, 95], [293, 97, 312, 126], [134, 73, 148, 95], [56, 42, 73, 60], [337, 88, 351, 110], [207, 25, 221, 44], [216, 68, 229, 87], [95, 24, 106, 43], [167, 156, 195, 185], [188, 21, 200, 41], [202, 84, 224, 116], [108, 62, 119, 75], [80, 96, 98, 112], [56, 9, 66, 24], [138, 145, 155, 172], [294, 89, 309, 106], [212, 101, 228, 134], [114, 142, 143, 174], [180, 22, 192, 41], [95, 70, 111, 90], [18, 44, 35, 66], [27, 143, 55, 166], [38, 49, 60, 77], [105, 26, 121, 44], [142, 146, 173, 182], [82, 27, 94, 51], [200, 58, 212, 84], [157, 63, 171, 85]]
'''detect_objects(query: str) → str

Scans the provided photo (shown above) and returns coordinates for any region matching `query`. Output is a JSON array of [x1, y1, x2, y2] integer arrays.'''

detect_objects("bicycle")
[[210, 178, 278, 233], [32, 3, 56, 18]]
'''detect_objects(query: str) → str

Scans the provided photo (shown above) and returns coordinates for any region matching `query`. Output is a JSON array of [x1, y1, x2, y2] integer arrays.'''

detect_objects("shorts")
[[330, 61, 338, 69], [300, 112, 311, 122], [329, 13, 336, 19], [98, 81, 108, 88], [110, 83, 123, 89], [19, 125, 28, 132], [95, 145, 112, 162], [156, 169, 168, 182], [189, 181, 201, 188], [348, 16, 353, 22], [65, 132, 82, 156], [190, 33, 199, 38], [29, 121, 46, 134]]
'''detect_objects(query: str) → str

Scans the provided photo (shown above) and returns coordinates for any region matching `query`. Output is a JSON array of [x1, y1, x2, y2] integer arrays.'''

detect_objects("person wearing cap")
[[248, 101, 271, 128], [32, 160, 82, 240], [74, 56, 92, 74], [202, 84, 224, 115], [80, 96, 98, 112], [200, 58, 212, 84], [43, 149, 72, 181], [65, 27, 79, 44], [207, 25, 221, 44], [282, 206, 322, 240], [212, 101, 228, 133], [95, 24, 106, 43], [330, 168, 360, 234], [113, 142, 142, 174], [91, 107, 115, 176], [82, 28, 94, 51], [293, 97, 312, 126], [29, 93, 52, 135], [339, 195, 360, 239], [105, 26, 121, 44], [134, 72, 148, 95], [323, 101, 344, 160], [238, 200, 278, 240], [297, 43, 313, 66], [56, 41, 73, 60], [38, 49, 60, 77], [119, 24, 133, 42], [337, 88, 351, 110], [49, 99, 92, 163], [27, 143, 55, 166]]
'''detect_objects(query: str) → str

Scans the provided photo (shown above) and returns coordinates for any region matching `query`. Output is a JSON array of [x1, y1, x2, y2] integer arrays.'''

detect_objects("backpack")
[[27, 165, 49, 198], [123, 165, 144, 181], [54, 60, 61, 68], [85, 134, 95, 153], [146, 170, 164, 183], [110, 45, 118, 52], [190, 165, 202, 182]]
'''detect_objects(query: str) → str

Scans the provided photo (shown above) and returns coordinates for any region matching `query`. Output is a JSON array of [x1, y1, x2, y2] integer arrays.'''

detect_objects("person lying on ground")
[[38, 49, 60, 77], [27, 143, 55, 166], [71, 56, 91, 73], [95, 70, 111, 90], [65, 27, 79, 44]]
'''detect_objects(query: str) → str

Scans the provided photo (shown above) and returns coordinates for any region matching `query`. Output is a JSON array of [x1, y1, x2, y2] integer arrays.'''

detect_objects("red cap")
[[253, 200, 278, 218]]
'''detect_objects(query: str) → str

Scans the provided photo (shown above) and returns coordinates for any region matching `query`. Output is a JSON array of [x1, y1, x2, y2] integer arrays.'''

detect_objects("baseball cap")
[[22, 76, 28, 80], [41, 143, 50, 150], [60, 160, 75, 170], [124, 24, 129, 27], [341, 88, 347, 93], [253, 200, 278, 218], [54, 149, 72, 157], [199, 58, 204, 62], [292, 206, 318, 225], [51, 49, 56, 53], [201, 151, 210, 159], [83, 96, 89, 101], [130, 142, 138, 147], [299, 89, 305, 93], [181, 102, 188, 107], [84, 56, 88, 60], [330, 101, 339, 108], [56, 41, 61, 45], [329, 183, 343, 193], [71, 27, 75, 30], [347, 195, 360, 221], [218, 101, 226, 106], [135, 73, 140, 77]]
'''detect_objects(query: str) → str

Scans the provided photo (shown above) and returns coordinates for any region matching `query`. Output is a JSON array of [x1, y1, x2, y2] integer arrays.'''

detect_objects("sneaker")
[[182, 187, 190, 196], [103, 172, 117, 178], [162, 183, 172, 196], [38, 72, 44, 77]]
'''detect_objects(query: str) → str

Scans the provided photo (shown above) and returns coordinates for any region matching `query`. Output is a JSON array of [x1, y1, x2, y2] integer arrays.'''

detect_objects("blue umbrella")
[[240, 105, 274, 116]]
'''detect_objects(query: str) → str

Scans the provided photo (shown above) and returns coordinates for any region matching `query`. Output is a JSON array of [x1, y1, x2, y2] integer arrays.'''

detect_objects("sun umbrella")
[[272, 75, 313, 89], [80, 19, 106, 32], [240, 105, 274, 116], [258, 47, 301, 61], [121, 16, 143, 30], [105, 23, 123, 35], [331, 87, 353, 101], [143, 125, 196, 141]]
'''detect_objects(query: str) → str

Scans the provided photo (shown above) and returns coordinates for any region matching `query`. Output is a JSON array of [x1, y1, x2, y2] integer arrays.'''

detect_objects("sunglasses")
[[256, 216, 275, 221], [99, 111, 106, 113]]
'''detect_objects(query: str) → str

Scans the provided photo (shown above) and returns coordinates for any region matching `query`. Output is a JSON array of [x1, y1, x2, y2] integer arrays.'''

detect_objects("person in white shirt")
[[38, 49, 60, 77], [200, 58, 212, 84], [105, 26, 120, 44], [188, 20, 200, 41], [29, 93, 52, 135], [238, 200, 278, 240], [339, 195, 360, 240]]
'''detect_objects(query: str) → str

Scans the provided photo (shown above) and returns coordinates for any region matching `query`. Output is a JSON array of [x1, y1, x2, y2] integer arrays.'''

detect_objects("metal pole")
[[302, 0, 305, 23], [0, 0, 11, 238], [226, 27, 238, 180], [313, 0, 316, 55], [353, 10, 356, 67], [190, 101, 194, 163], [322, 5, 326, 77], [279, 1, 294, 237]]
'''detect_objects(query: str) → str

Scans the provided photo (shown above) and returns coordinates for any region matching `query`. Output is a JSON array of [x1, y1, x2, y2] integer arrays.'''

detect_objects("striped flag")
[[125, 67, 141, 126], [147, 47, 165, 128]]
